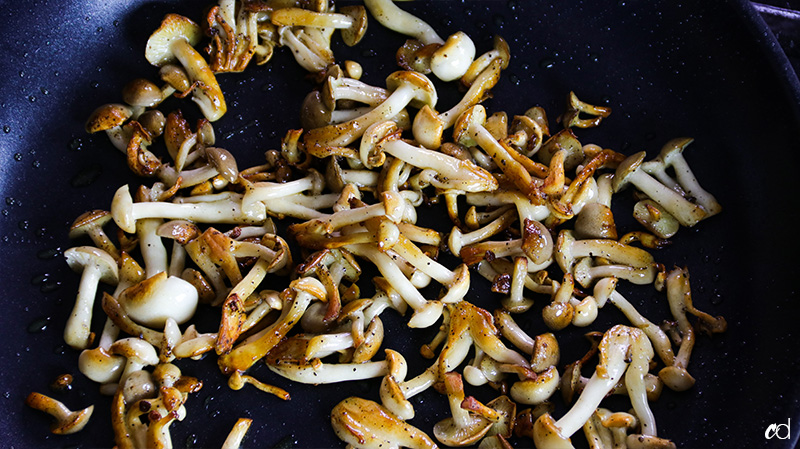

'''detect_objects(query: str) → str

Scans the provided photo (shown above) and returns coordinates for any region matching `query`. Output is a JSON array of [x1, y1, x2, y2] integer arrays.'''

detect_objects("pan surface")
[[1, 1, 799, 448]]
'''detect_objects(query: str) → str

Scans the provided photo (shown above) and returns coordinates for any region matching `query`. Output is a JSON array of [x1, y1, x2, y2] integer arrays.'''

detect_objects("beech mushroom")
[[363, 0, 444, 45], [117, 271, 199, 328], [642, 137, 722, 217], [69, 210, 120, 259], [63, 246, 119, 350], [613, 151, 707, 227], [304, 71, 437, 151], [111, 185, 266, 233], [25, 392, 94, 435], [434, 372, 497, 446], [109, 337, 160, 384], [271, 6, 368, 46], [145, 14, 227, 121], [532, 325, 648, 448], [331, 396, 437, 449]]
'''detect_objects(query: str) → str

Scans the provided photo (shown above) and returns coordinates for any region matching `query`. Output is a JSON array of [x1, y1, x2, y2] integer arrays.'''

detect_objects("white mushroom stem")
[[269, 358, 389, 384], [494, 309, 536, 355], [549, 326, 642, 440], [111, 185, 266, 233], [348, 243, 443, 328], [363, 0, 444, 44], [327, 76, 389, 106], [137, 218, 169, 278], [466, 190, 550, 234], [594, 278, 675, 366], [625, 331, 657, 437], [221, 418, 253, 449], [378, 138, 498, 192], [278, 27, 328, 72], [64, 247, 119, 350], [266, 192, 340, 220], [448, 208, 516, 256]]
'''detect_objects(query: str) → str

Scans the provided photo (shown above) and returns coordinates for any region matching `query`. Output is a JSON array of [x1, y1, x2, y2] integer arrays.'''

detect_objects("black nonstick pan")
[[1, 1, 799, 448]]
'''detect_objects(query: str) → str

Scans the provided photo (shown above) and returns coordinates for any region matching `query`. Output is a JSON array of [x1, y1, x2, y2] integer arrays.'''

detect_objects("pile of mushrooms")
[[29, 0, 728, 448]]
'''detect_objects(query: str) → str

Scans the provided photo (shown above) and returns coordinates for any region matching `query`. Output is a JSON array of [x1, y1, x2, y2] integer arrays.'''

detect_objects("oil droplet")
[[113, 19, 120, 27], [31, 160, 40, 168], [14, 153, 22, 161], [184, 434, 198, 448], [69, 137, 84, 151], [5, 197, 16, 206], [272, 435, 297, 449], [37, 248, 61, 259], [53, 345, 67, 355], [28, 95, 36, 103], [3, 125, 10, 133], [28, 317, 50, 333], [18, 220, 29, 230], [40, 279, 62, 294], [39, 87, 49, 96], [31, 273, 48, 285], [360, 49, 376, 58], [539, 58, 555, 69]]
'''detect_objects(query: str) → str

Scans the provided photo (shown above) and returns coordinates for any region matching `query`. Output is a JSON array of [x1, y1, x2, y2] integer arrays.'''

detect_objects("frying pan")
[[1, 0, 799, 448]]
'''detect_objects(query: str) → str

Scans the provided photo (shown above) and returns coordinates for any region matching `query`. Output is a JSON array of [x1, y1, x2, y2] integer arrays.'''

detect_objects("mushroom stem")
[[26, 392, 94, 435]]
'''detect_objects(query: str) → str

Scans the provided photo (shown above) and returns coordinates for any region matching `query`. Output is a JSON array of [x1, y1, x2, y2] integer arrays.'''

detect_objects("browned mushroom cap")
[[146, 14, 227, 121], [340, 5, 368, 46], [331, 396, 437, 448], [122, 78, 163, 108], [205, 147, 239, 183], [85, 103, 133, 134], [25, 392, 94, 435], [69, 210, 120, 258], [385, 70, 438, 109]]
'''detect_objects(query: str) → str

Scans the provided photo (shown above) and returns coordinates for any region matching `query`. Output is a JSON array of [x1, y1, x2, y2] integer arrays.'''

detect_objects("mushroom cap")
[[78, 347, 126, 384], [206, 147, 239, 183], [385, 71, 438, 109], [85, 103, 133, 133], [300, 90, 333, 130], [118, 272, 199, 328], [109, 337, 159, 366], [145, 14, 203, 67], [64, 246, 119, 284], [122, 78, 163, 107], [433, 414, 493, 447], [658, 137, 694, 164], [69, 210, 113, 239], [612, 151, 646, 192], [110, 184, 135, 234], [532, 413, 572, 449], [339, 5, 368, 47], [510, 365, 560, 405], [412, 104, 445, 149], [431, 31, 476, 82]]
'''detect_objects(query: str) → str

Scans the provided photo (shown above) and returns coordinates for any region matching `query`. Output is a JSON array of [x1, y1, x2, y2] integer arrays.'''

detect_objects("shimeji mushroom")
[[111, 184, 267, 234], [221, 418, 253, 449], [146, 14, 227, 121], [69, 210, 120, 259], [554, 230, 656, 287], [532, 325, 650, 448], [641, 138, 722, 217], [109, 338, 160, 387], [360, 121, 498, 194], [633, 199, 680, 240], [413, 57, 503, 149], [217, 276, 326, 375], [331, 396, 437, 449], [204, 1, 258, 73], [270, 6, 368, 46], [265, 335, 390, 385], [613, 151, 707, 227], [25, 392, 94, 435], [240, 168, 324, 216], [322, 69, 389, 109], [455, 105, 540, 200], [448, 208, 517, 257], [303, 71, 438, 152], [85, 103, 134, 153], [116, 271, 199, 328], [658, 267, 726, 392], [434, 372, 499, 446], [560, 91, 612, 129], [364, 0, 443, 45], [63, 246, 120, 350], [592, 278, 675, 366], [276, 26, 331, 72]]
